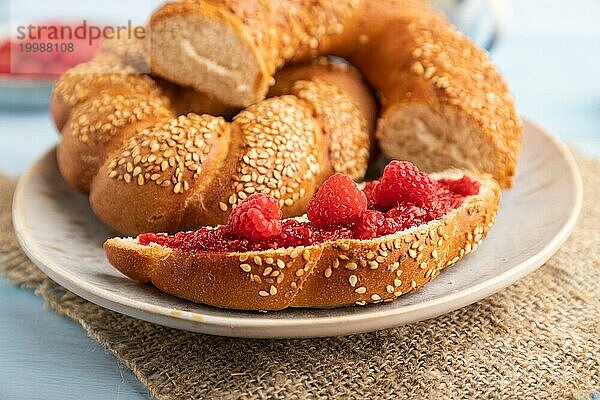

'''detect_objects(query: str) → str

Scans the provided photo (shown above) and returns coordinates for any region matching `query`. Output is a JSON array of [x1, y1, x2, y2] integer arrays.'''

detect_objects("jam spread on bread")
[[138, 161, 480, 253]]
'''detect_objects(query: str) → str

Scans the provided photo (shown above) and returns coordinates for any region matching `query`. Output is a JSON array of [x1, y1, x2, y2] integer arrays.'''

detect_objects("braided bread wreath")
[[53, 0, 523, 310]]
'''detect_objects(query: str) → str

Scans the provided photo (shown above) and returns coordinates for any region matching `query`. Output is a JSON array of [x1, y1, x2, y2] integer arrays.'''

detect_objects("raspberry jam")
[[139, 220, 355, 253], [138, 164, 480, 254]]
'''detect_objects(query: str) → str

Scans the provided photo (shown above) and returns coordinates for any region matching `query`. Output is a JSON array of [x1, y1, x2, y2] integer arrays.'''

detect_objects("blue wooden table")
[[1, 1, 599, 398]]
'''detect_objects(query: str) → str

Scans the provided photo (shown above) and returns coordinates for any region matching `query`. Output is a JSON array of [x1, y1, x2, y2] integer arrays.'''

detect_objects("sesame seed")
[[240, 264, 251, 273], [295, 269, 304, 277], [219, 202, 228, 211], [277, 259, 286, 269], [355, 286, 367, 294], [263, 267, 273, 276], [270, 285, 277, 295], [371, 294, 381, 301], [259, 290, 269, 297], [303, 249, 310, 261], [239, 254, 249, 262], [324, 268, 332, 278], [349, 275, 358, 287], [345, 262, 358, 271], [394, 279, 402, 287], [424, 66, 436, 79], [412, 61, 425, 75], [290, 248, 302, 259]]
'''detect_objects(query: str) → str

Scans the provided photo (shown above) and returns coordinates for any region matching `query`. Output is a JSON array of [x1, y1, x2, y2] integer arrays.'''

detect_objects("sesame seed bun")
[[104, 169, 500, 310]]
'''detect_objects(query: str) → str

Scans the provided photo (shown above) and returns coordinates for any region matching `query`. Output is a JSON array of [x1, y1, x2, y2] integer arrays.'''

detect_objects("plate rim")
[[12, 118, 583, 338]]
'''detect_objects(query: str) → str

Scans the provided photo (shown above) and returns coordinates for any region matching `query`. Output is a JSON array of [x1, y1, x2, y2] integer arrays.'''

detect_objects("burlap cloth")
[[1, 153, 599, 400]]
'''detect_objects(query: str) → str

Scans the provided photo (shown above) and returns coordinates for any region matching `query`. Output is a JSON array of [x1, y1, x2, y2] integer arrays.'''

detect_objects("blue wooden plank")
[[0, 275, 149, 400]]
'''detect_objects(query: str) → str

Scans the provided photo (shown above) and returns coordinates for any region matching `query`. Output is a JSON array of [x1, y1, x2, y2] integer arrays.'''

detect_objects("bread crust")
[[105, 170, 500, 310], [148, 0, 522, 187]]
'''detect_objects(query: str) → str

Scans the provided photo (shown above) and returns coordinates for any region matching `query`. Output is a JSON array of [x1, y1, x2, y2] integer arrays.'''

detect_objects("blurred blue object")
[[431, 0, 511, 51]]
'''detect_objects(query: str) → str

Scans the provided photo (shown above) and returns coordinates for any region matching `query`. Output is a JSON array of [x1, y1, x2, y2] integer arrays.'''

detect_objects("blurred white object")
[[430, 0, 512, 50]]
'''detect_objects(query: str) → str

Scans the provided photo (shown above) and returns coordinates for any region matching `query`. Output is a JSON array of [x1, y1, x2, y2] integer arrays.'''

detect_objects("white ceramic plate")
[[13, 119, 582, 338]]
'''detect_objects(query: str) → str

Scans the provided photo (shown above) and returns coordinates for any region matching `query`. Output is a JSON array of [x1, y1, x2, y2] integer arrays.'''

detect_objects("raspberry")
[[307, 174, 367, 228], [372, 161, 438, 209], [225, 194, 282, 241], [438, 175, 481, 196], [362, 180, 379, 209], [277, 220, 316, 247], [386, 203, 429, 230], [353, 209, 385, 239], [381, 217, 403, 235]]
